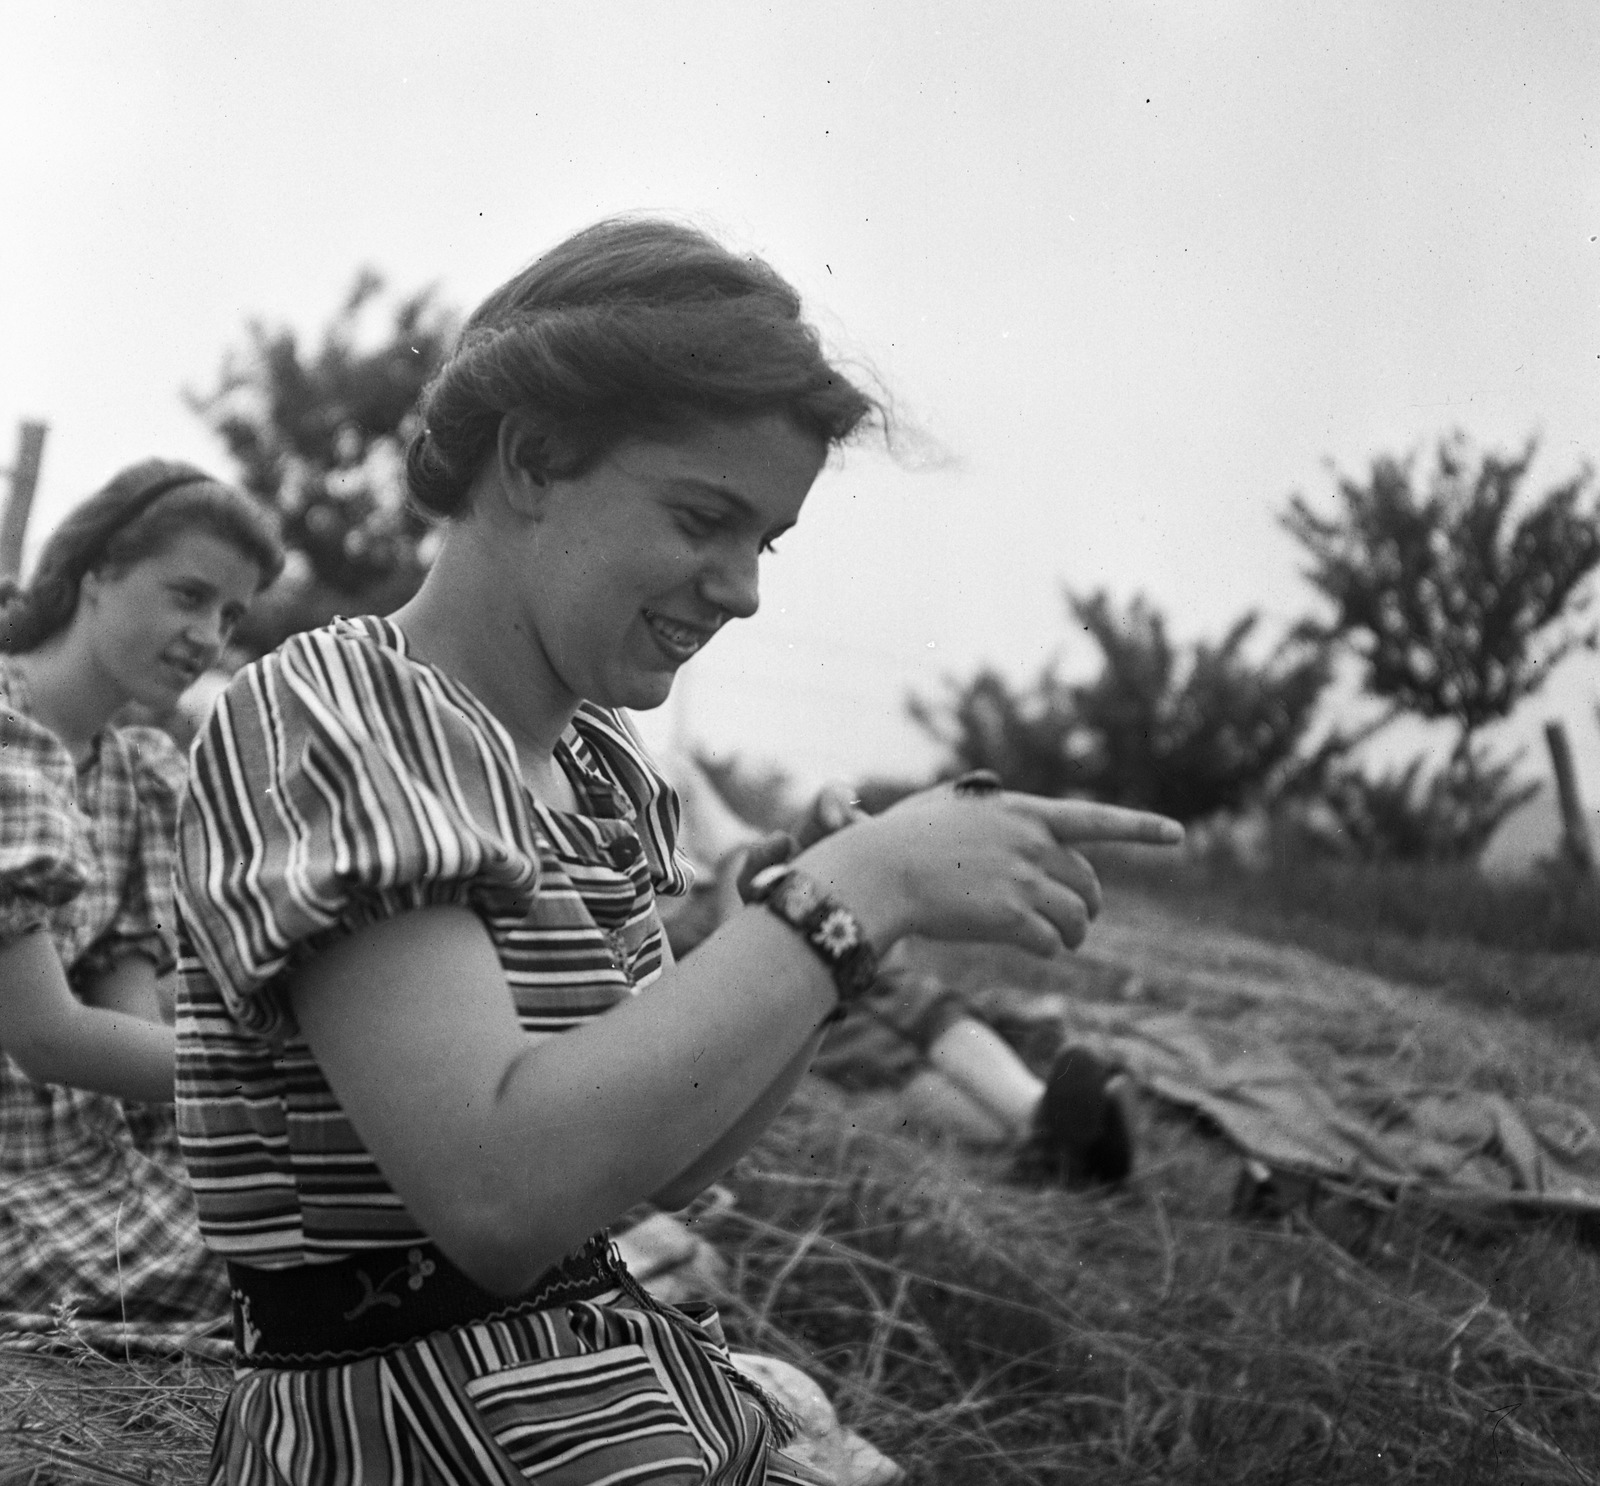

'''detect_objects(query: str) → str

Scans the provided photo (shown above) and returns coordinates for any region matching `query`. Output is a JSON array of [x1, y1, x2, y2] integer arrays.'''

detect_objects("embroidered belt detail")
[[227, 1233, 621, 1367]]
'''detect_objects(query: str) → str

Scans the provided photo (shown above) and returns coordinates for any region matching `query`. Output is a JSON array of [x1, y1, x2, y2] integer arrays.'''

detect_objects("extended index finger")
[[1015, 796, 1186, 847]]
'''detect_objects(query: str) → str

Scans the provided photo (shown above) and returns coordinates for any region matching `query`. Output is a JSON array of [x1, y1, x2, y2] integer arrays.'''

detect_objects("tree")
[[1315, 744, 1539, 863], [189, 271, 458, 653], [908, 664, 1087, 801], [911, 590, 1331, 822], [1284, 435, 1600, 750], [1066, 592, 1332, 821], [1282, 434, 1600, 855]]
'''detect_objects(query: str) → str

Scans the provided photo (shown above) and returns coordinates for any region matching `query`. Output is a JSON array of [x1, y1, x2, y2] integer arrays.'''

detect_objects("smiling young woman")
[[0, 458, 281, 1338], [173, 218, 1184, 1485]]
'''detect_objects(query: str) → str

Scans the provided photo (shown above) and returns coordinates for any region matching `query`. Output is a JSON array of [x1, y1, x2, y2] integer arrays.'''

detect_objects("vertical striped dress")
[[174, 617, 826, 1485]]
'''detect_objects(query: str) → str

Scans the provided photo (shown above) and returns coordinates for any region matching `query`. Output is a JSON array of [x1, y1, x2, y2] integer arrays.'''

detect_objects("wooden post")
[[1544, 720, 1595, 875], [0, 421, 48, 579]]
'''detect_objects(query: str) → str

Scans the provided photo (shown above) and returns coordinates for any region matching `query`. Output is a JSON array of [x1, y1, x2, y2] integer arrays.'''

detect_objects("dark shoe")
[[1013, 1047, 1135, 1188]]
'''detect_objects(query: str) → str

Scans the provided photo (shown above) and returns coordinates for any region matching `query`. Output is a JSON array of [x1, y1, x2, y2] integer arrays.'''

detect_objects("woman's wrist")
[[743, 864, 881, 1012], [789, 831, 911, 950]]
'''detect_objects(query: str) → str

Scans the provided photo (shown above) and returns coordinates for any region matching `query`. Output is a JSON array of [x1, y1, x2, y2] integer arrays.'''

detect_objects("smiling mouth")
[[643, 610, 717, 663], [161, 655, 203, 688]]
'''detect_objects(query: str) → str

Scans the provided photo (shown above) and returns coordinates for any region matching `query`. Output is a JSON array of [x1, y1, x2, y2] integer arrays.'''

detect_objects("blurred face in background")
[[78, 531, 263, 713]]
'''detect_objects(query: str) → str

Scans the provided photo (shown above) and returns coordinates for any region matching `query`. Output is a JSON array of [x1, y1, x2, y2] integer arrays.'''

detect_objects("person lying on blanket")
[[172, 218, 1184, 1485], [0, 461, 281, 1341], [659, 748, 1138, 1187]]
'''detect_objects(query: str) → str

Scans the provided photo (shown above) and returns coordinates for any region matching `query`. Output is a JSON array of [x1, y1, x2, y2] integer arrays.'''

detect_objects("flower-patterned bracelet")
[[744, 864, 880, 1018]]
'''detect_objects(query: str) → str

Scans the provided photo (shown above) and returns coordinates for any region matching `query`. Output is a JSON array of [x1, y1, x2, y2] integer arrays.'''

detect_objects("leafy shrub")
[[190, 271, 457, 653], [911, 591, 1330, 823], [1283, 435, 1600, 739], [1315, 745, 1540, 863]]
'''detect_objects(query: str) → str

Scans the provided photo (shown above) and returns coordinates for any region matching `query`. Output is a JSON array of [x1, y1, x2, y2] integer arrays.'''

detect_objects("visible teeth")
[[649, 615, 703, 649]]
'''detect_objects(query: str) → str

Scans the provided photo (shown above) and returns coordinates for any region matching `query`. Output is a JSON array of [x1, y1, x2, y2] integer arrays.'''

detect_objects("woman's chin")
[[595, 668, 679, 713], [623, 680, 677, 712], [129, 677, 189, 717]]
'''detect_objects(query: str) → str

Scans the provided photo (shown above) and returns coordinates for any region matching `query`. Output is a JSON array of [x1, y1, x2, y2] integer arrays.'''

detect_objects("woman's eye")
[[677, 510, 717, 535], [760, 536, 783, 556]]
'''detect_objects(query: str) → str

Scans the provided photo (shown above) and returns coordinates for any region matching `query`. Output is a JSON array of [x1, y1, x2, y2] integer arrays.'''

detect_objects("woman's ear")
[[496, 409, 552, 520]]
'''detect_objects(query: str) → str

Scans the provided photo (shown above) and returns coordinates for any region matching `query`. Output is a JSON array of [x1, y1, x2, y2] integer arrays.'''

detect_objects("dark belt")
[[226, 1233, 625, 1367]]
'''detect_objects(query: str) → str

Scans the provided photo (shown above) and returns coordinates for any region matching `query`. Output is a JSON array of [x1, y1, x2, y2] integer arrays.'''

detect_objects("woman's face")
[[79, 531, 264, 711], [515, 413, 826, 713]]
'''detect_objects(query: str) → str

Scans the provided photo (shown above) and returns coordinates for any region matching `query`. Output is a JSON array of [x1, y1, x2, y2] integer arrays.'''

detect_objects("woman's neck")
[[10, 639, 125, 764], [390, 546, 581, 807]]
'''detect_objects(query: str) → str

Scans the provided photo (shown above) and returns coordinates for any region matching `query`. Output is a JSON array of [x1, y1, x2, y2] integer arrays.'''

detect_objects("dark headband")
[[78, 468, 216, 576], [114, 469, 214, 533]]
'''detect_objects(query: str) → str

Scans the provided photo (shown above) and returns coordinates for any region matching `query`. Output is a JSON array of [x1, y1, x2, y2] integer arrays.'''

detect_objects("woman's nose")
[[187, 608, 227, 658], [700, 546, 761, 620]]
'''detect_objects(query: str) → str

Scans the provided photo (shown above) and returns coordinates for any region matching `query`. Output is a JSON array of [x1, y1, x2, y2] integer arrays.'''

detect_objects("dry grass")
[[6, 1098, 1599, 1484], [1109, 840, 1600, 957], [0, 1344, 225, 1484], [712, 1081, 1600, 1485], [1097, 852, 1600, 1044], [6, 886, 1600, 1484]]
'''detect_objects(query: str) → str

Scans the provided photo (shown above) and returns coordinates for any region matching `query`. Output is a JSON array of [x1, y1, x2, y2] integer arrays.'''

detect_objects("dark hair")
[[0, 459, 285, 654], [405, 217, 880, 519]]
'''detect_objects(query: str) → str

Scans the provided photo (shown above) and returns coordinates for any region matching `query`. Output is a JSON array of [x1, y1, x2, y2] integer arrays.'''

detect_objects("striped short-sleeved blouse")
[[173, 616, 690, 1269]]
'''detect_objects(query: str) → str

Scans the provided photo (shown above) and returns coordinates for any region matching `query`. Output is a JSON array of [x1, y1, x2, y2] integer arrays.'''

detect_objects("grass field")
[[1101, 851, 1600, 1044], [4, 878, 1599, 1484]]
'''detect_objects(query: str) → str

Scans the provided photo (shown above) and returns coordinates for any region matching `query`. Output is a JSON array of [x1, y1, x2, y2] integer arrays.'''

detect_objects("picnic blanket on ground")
[[954, 895, 1600, 1222], [1073, 1005, 1600, 1218]]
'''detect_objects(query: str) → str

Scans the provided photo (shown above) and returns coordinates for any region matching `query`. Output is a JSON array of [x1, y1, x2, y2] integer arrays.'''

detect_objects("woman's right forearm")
[[10, 1003, 176, 1103], [0, 931, 176, 1103]]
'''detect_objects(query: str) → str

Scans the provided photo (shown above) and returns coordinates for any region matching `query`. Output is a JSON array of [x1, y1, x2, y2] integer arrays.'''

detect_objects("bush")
[[911, 591, 1330, 822], [1314, 746, 1541, 863], [190, 271, 457, 654]]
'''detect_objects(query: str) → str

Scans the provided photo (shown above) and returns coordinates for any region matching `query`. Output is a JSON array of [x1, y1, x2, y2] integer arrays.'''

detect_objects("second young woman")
[[0, 460, 281, 1335]]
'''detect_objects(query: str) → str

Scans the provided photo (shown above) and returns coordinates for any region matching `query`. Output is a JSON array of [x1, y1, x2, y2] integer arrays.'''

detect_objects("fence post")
[[0, 421, 48, 580], [1544, 720, 1595, 876]]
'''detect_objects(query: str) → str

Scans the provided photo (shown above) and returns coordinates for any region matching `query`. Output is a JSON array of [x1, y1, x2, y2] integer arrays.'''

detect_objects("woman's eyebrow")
[[665, 478, 792, 539], [663, 478, 756, 518], [168, 573, 224, 597]]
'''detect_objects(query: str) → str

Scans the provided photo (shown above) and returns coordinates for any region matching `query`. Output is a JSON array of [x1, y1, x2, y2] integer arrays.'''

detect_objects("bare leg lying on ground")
[[898, 1017, 1047, 1144]]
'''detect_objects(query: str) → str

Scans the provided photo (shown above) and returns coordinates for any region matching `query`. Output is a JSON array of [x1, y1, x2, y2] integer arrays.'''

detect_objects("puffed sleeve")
[[73, 725, 188, 980], [175, 629, 542, 1041], [0, 697, 94, 944]]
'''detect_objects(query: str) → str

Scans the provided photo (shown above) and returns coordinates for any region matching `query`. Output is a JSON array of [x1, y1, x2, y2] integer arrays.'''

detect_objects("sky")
[[3, 0, 1598, 809]]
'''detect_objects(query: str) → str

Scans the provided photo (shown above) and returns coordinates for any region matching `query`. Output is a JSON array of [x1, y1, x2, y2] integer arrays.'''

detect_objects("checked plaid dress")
[[0, 656, 228, 1333]]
